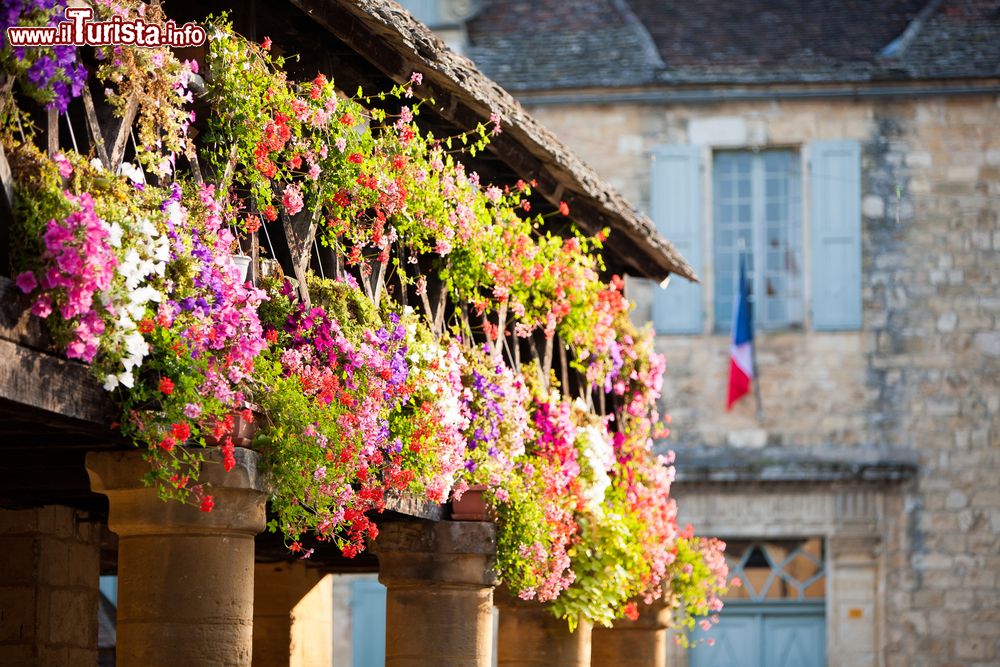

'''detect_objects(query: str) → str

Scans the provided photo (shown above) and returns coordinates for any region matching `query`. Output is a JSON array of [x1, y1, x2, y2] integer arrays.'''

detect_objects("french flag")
[[726, 257, 754, 410]]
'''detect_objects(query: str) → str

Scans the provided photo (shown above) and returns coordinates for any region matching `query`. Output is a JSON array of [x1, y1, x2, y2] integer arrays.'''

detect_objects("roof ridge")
[[608, 0, 666, 70], [880, 0, 947, 57]]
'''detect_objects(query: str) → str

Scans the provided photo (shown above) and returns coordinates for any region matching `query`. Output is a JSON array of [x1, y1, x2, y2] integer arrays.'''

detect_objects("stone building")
[[0, 1, 694, 666], [403, 0, 1000, 665]]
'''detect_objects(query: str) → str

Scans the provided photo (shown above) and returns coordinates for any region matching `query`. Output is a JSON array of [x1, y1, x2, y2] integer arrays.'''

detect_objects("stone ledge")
[[670, 445, 918, 484]]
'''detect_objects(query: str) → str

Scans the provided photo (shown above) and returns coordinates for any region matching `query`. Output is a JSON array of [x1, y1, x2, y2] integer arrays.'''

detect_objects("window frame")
[[710, 148, 805, 334]]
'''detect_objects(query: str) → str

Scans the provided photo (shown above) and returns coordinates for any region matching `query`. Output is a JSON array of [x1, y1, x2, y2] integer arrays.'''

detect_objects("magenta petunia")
[[15, 271, 38, 294]]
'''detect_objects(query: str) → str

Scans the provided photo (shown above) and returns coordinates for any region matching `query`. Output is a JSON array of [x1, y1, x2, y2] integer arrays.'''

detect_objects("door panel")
[[690, 615, 759, 667], [350, 579, 386, 667], [764, 615, 825, 667], [690, 606, 825, 667]]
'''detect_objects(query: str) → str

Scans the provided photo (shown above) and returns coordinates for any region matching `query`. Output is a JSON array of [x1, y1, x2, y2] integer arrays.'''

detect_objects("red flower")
[[521, 200, 531, 212], [261, 36, 272, 50], [263, 205, 278, 222], [138, 318, 155, 334], [623, 602, 640, 621], [171, 422, 191, 441], [200, 495, 215, 513], [392, 154, 407, 170], [339, 113, 355, 126], [159, 435, 176, 452], [559, 200, 570, 216], [245, 216, 262, 234], [265, 328, 279, 344], [159, 377, 175, 395], [347, 153, 364, 165]]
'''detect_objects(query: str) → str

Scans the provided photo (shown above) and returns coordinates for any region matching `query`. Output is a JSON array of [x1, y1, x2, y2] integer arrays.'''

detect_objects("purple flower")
[[53, 45, 76, 66], [27, 55, 55, 86]]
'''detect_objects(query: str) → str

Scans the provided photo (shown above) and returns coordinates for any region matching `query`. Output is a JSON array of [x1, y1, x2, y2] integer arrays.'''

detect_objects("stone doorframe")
[[663, 447, 916, 667]]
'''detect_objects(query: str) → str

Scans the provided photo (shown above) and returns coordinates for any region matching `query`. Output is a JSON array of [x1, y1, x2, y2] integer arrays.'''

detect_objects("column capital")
[[86, 447, 266, 536], [375, 520, 497, 588], [610, 597, 671, 631]]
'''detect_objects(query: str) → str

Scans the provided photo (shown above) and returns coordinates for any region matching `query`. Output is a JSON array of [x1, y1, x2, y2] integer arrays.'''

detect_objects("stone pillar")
[[591, 599, 670, 667], [87, 448, 267, 667], [0, 505, 100, 666], [495, 590, 592, 667], [253, 562, 333, 667], [828, 534, 881, 667], [374, 520, 496, 667]]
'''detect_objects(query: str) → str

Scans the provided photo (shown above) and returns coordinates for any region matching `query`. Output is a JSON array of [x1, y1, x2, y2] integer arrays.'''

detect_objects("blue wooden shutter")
[[808, 140, 862, 330], [651, 145, 704, 334]]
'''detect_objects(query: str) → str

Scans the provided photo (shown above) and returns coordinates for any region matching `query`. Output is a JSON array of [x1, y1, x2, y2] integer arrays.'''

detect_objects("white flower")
[[153, 236, 171, 263], [119, 371, 135, 389], [103, 374, 119, 391], [124, 331, 149, 359], [118, 162, 145, 184], [165, 201, 183, 226], [106, 222, 124, 248], [89, 158, 105, 172], [138, 218, 158, 238]]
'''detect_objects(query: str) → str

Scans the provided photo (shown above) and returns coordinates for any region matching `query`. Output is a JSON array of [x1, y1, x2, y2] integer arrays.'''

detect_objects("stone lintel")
[[375, 520, 497, 587]]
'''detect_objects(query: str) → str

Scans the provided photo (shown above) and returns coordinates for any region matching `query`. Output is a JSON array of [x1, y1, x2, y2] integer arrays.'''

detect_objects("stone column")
[[252, 562, 332, 667], [0, 505, 100, 666], [87, 448, 267, 667], [495, 590, 592, 667], [591, 599, 670, 667], [374, 520, 496, 667]]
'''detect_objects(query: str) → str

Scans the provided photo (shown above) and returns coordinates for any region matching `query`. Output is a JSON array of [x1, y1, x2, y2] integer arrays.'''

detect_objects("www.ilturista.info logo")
[[5, 6, 206, 48]]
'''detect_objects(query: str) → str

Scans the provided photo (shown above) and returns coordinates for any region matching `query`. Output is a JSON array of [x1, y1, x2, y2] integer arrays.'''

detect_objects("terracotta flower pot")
[[204, 408, 259, 448], [450, 484, 488, 521]]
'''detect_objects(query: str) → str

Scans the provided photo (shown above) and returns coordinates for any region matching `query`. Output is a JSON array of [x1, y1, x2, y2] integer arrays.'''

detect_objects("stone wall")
[[526, 92, 1000, 666], [0, 505, 100, 666]]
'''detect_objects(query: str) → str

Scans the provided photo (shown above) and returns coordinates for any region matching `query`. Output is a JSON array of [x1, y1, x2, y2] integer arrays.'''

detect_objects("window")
[[713, 150, 803, 332], [650, 140, 862, 335], [723, 538, 826, 601]]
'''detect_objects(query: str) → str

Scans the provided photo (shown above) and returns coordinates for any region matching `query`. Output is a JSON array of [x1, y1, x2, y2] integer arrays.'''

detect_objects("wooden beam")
[[285, 0, 696, 282], [0, 338, 115, 426]]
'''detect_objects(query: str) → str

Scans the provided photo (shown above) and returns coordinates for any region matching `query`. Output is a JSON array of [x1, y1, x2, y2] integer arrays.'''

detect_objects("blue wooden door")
[[350, 579, 386, 667], [690, 603, 825, 667]]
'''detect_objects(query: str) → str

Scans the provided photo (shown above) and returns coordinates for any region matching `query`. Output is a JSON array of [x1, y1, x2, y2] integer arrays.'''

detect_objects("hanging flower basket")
[[232, 254, 252, 282]]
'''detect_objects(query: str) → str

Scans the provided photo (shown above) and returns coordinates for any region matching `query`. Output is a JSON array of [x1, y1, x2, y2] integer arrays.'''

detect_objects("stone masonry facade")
[[525, 93, 1000, 666]]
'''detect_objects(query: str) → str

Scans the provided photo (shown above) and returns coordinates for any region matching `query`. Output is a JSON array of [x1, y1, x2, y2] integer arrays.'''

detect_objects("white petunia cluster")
[[101, 210, 171, 390], [577, 415, 615, 516]]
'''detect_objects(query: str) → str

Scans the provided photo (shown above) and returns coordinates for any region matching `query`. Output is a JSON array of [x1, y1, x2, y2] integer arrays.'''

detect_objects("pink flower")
[[31, 296, 52, 319], [52, 153, 73, 178], [282, 183, 304, 216], [410, 71, 423, 85], [490, 111, 502, 135], [15, 271, 37, 294]]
